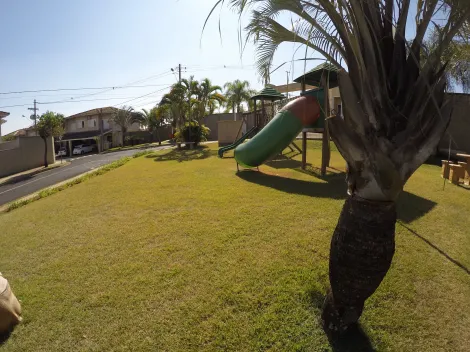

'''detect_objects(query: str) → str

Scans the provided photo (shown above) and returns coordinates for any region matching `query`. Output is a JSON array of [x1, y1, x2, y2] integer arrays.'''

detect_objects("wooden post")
[[301, 79, 307, 170], [441, 160, 450, 179], [449, 164, 463, 185], [302, 131, 307, 169], [321, 74, 331, 176], [261, 100, 266, 127]]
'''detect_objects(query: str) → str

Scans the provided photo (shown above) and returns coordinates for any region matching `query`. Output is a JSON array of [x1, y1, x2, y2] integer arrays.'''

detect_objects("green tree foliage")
[[223, 80, 252, 113], [174, 121, 210, 146], [112, 106, 140, 146], [36, 111, 64, 167], [427, 22, 470, 92], [161, 77, 226, 127], [139, 107, 167, 145]]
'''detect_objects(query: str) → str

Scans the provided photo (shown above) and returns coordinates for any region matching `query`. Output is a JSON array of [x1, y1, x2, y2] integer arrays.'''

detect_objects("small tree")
[[36, 111, 64, 167], [112, 106, 139, 146]]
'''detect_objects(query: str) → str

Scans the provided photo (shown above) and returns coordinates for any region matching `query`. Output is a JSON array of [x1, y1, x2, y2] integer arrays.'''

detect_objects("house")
[[59, 107, 143, 153]]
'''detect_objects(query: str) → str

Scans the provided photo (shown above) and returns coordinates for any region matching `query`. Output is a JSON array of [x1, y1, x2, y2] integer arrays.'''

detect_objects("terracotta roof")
[[66, 107, 118, 120]]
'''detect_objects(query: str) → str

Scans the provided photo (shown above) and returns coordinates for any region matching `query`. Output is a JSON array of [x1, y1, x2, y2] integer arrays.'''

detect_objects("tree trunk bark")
[[156, 129, 161, 145], [43, 138, 49, 168], [322, 196, 396, 332]]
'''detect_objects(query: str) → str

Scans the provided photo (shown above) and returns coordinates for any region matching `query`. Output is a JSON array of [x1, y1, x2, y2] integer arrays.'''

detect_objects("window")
[[88, 119, 97, 128], [80, 120, 85, 129]]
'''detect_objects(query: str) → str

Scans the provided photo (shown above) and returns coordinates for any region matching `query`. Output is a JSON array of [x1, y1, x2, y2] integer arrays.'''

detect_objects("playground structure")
[[218, 63, 338, 175]]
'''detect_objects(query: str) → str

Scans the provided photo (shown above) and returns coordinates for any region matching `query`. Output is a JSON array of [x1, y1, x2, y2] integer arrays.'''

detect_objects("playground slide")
[[234, 96, 321, 168], [218, 126, 258, 158]]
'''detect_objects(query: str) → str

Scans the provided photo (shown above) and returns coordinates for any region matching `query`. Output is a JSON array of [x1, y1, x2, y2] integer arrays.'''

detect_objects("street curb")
[[0, 161, 71, 186], [0, 167, 104, 214]]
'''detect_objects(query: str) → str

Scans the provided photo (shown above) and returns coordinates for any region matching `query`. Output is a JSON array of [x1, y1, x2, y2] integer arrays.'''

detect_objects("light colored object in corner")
[[0, 273, 22, 334]]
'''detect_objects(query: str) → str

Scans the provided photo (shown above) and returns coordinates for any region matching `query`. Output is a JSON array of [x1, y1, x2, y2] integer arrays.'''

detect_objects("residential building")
[[59, 107, 143, 153]]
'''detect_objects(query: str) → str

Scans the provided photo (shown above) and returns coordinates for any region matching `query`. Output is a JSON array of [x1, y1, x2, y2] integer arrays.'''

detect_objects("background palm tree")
[[112, 106, 139, 146], [196, 78, 225, 120], [224, 79, 252, 113], [426, 22, 470, 92], [139, 107, 166, 145], [211, 0, 470, 332]]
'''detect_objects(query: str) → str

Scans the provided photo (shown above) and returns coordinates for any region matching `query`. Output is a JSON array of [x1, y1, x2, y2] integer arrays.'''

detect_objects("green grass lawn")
[[1, 142, 469, 351]]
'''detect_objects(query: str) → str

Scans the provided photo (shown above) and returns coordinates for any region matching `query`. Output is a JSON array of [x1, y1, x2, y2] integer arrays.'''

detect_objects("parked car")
[[56, 148, 67, 157], [73, 144, 93, 155]]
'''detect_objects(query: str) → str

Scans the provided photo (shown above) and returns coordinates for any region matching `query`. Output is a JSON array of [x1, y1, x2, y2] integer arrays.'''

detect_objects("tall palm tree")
[[139, 107, 165, 145], [196, 78, 225, 120], [112, 106, 139, 146], [161, 83, 188, 129], [210, 0, 470, 332], [224, 79, 252, 113]]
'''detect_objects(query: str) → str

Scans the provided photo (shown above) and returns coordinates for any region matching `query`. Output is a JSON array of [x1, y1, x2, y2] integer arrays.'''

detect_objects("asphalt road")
[[0, 146, 171, 206]]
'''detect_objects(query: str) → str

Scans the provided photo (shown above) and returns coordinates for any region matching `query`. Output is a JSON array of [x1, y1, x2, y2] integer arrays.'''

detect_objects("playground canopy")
[[250, 86, 285, 101], [293, 62, 339, 89]]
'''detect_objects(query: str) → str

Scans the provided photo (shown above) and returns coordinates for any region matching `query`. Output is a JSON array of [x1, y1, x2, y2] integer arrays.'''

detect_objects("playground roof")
[[293, 62, 340, 88], [250, 86, 285, 101]]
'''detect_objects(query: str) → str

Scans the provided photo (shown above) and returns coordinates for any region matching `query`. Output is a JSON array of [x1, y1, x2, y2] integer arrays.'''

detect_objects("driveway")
[[0, 146, 171, 206]]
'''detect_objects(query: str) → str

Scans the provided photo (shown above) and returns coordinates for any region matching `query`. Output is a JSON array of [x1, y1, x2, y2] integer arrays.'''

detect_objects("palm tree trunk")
[[156, 129, 161, 146], [322, 196, 396, 332], [43, 138, 49, 168], [121, 128, 126, 146]]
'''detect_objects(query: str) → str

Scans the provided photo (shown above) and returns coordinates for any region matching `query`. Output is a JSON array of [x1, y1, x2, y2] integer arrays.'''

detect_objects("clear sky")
[[1, 0, 322, 135]]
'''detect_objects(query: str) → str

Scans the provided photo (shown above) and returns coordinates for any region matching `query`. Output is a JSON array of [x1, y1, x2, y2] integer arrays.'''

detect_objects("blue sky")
[[1, 0, 323, 135]]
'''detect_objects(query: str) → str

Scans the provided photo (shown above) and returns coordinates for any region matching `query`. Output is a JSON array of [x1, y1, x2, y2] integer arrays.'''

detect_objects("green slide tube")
[[234, 96, 320, 168], [234, 111, 302, 167], [218, 126, 257, 158]]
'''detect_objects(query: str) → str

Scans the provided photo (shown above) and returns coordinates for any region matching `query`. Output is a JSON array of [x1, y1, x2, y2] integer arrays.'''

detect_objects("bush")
[[174, 122, 210, 146]]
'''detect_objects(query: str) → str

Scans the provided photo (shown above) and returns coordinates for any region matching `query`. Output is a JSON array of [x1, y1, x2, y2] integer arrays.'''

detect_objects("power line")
[[112, 86, 172, 107], [0, 72, 173, 96], [0, 83, 174, 100], [0, 86, 173, 109]]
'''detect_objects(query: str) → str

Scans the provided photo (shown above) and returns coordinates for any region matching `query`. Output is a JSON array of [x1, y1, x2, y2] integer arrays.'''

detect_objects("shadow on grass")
[[396, 192, 437, 223], [237, 170, 346, 199], [147, 146, 217, 163], [237, 171, 437, 222], [309, 289, 375, 352], [0, 329, 12, 346], [398, 222, 470, 276]]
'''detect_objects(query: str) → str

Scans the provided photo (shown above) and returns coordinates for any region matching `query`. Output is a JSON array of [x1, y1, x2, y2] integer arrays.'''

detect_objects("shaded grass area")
[[0, 142, 469, 351], [104, 140, 171, 153]]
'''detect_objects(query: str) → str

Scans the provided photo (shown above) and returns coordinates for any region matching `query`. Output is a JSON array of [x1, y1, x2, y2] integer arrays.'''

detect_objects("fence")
[[0, 137, 55, 178]]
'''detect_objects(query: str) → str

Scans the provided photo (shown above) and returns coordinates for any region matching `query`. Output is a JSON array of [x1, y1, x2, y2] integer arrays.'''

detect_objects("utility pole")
[[286, 71, 290, 99], [28, 99, 39, 130], [178, 63, 182, 83]]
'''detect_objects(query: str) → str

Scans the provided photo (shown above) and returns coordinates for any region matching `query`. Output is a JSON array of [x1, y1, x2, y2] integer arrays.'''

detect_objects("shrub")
[[174, 122, 210, 146]]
